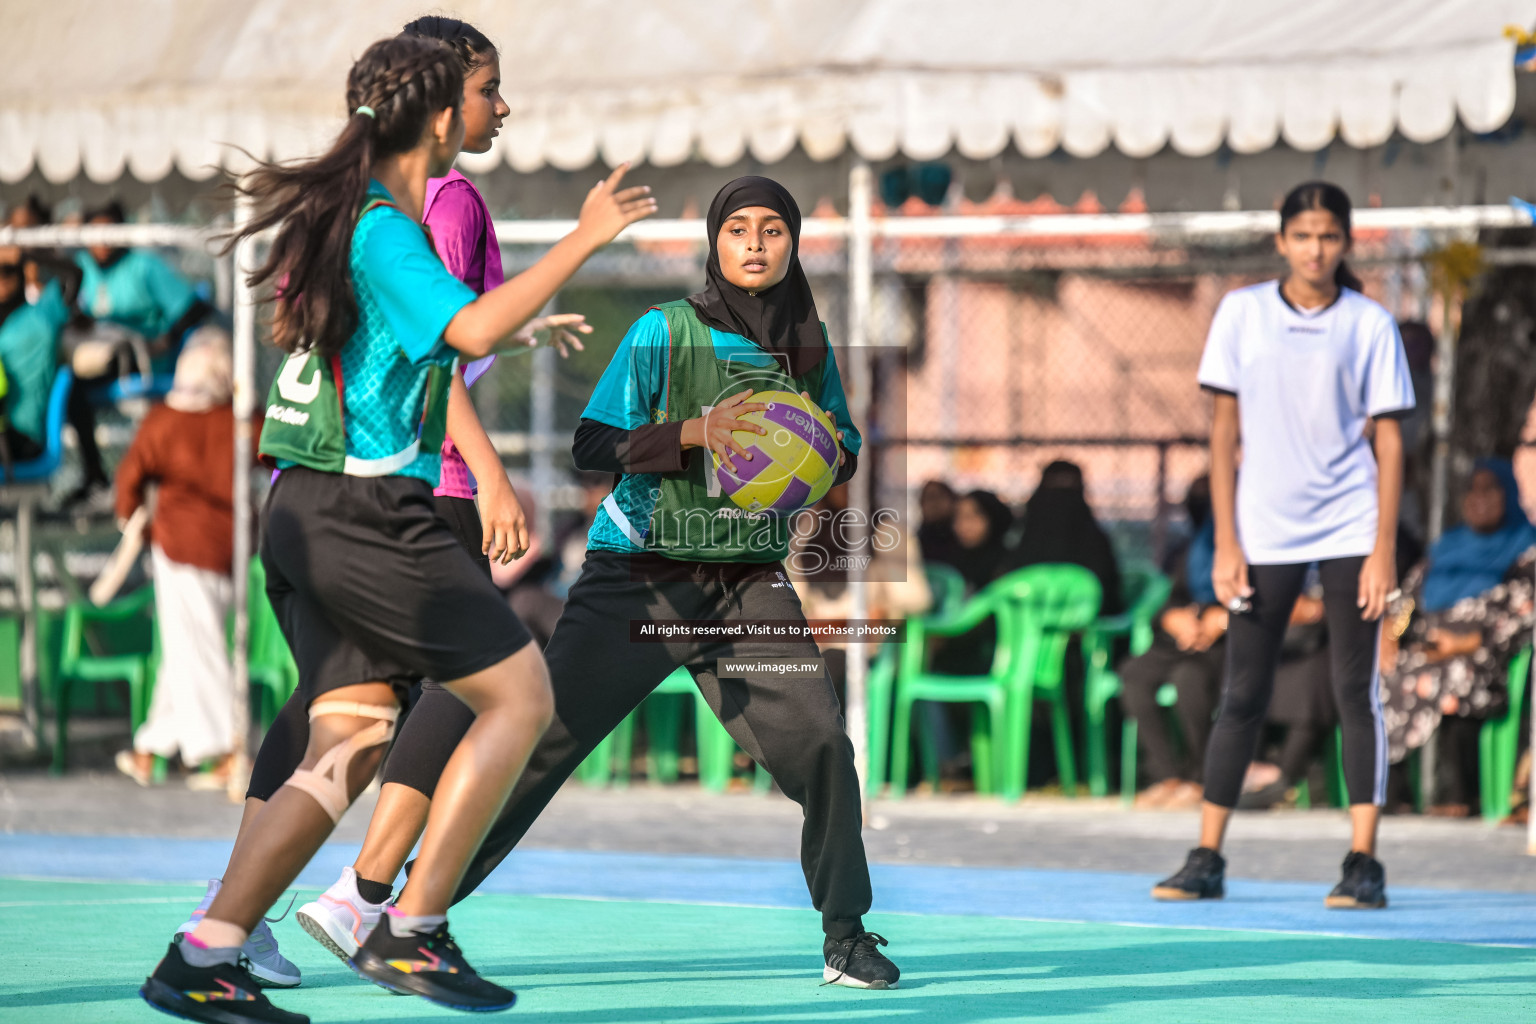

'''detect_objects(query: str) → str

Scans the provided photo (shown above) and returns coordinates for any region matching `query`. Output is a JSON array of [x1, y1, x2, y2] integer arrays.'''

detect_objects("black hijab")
[[688, 175, 826, 377], [1012, 460, 1124, 614], [948, 490, 1014, 592]]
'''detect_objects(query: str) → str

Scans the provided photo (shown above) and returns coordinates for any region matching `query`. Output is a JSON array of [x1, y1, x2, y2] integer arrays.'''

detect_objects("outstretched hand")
[[576, 163, 658, 249], [512, 313, 592, 358]]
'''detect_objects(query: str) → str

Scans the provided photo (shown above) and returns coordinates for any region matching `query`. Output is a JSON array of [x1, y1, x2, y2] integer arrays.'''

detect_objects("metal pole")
[[1426, 288, 1457, 542], [228, 198, 255, 800], [1422, 280, 1460, 805], [16, 494, 39, 753], [1152, 442, 1169, 567], [845, 158, 874, 805]]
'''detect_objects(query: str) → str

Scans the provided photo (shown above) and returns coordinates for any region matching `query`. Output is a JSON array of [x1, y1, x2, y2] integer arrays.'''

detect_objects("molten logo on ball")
[[713, 390, 838, 515]]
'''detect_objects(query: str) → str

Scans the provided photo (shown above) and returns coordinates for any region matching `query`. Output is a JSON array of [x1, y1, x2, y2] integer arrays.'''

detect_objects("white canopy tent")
[[2, 0, 1535, 183], [3, 1, 1534, 841]]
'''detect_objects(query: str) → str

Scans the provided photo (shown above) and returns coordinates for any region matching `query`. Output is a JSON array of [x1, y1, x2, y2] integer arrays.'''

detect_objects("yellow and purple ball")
[[712, 390, 838, 515]]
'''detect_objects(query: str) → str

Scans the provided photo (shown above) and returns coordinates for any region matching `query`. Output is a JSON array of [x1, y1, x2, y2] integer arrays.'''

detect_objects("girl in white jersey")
[[1152, 182, 1414, 909]]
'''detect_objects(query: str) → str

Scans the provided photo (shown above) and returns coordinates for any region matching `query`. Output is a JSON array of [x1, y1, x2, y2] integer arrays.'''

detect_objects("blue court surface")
[[3, 832, 1535, 1022]]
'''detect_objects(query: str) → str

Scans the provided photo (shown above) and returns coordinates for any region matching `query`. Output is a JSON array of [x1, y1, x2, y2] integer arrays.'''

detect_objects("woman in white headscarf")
[[114, 326, 254, 787]]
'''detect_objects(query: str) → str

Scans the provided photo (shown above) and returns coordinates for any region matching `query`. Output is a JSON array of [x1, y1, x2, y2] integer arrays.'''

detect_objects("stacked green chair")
[[51, 585, 158, 774], [890, 563, 1101, 801], [865, 563, 966, 798], [245, 558, 298, 727], [1081, 564, 1173, 799], [999, 564, 1102, 799], [577, 666, 756, 792], [1480, 646, 1531, 823], [1292, 729, 1348, 809]]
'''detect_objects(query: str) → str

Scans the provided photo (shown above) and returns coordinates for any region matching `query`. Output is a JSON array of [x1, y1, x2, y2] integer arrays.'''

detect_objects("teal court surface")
[[3, 834, 1535, 1023]]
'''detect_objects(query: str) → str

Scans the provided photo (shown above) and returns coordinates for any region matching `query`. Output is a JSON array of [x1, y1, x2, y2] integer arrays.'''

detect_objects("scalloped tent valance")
[[3, 0, 1533, 185]]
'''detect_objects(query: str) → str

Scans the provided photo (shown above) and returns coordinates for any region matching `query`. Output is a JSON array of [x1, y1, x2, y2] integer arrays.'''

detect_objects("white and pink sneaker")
[[295, 866, 385, 963]]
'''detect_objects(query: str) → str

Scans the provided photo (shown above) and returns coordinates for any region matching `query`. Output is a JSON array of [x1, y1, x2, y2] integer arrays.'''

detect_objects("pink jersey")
[[423, 169, 504, 499]]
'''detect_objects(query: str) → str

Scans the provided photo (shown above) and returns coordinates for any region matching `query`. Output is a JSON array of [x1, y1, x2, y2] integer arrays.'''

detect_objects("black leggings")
[[245, 495, 486, 801], [1203, 557, 1385, 809]]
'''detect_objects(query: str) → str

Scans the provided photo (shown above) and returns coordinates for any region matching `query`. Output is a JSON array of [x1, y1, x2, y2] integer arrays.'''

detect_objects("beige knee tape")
[[283, 701, 398, 823]]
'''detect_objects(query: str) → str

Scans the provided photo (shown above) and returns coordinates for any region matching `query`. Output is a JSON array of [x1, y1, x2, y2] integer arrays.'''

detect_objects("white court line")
[[0, 897, 195, 909], [4, 875, 1531, 951]]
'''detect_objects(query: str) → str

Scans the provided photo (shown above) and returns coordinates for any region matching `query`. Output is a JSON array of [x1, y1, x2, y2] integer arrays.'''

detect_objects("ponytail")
[[225, 36, 463, 357], [1280, 180, 1361, 293]]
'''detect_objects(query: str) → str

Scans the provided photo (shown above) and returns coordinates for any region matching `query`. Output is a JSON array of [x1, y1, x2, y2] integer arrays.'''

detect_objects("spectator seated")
[[0, 367, 72, 485]]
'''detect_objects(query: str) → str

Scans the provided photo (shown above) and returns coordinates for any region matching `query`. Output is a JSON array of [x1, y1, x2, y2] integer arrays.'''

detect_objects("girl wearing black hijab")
[[442, 175, 899, 989], [947, 490, 1014, 591], [1013, 460, 1124, 614]]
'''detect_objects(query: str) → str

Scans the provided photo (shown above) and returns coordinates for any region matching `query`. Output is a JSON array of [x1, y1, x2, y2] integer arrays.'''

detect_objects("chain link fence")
[[465, 222, 1451, 569]]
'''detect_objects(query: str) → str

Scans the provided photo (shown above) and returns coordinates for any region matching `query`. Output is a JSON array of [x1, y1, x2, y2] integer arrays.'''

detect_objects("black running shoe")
[[1151, 846, 1226, 901], [823, 931, 900, 989], [1325, 851, 1388, 909], [140, 939, 308, 1024], [350, 920, 515, 1012]]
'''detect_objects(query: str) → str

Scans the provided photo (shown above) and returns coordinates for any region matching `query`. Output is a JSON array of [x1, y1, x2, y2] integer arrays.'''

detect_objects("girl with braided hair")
[[140, 34, 655, 1024]]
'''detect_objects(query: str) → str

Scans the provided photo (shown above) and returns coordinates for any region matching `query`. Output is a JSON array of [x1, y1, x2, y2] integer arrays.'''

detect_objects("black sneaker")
[[140, 938, 308, 1024], [1151, 846, 1226, 901], [1325, 851, 1388, 909], [822, 931, 899, 989], [350, 919, 515, 1012]]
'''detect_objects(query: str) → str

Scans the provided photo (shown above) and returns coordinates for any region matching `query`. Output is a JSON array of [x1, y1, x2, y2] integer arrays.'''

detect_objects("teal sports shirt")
[[74, 248, 197, 372], [582, 306, 860, 554], [272, 181, 476, 485], [0, 280, 70, 443]]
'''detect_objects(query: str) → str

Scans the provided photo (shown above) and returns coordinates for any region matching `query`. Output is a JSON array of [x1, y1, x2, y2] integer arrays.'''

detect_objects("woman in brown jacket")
[[114, 328, 257, 786]]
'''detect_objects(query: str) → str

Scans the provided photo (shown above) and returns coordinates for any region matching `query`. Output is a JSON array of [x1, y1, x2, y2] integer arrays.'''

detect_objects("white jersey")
[[1196, 281, 1415, 565]]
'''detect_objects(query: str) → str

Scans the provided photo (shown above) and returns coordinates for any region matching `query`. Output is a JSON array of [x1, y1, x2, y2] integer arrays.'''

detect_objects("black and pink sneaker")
[[141, 937, 308, 1024], [350, 918, 515, 1012]]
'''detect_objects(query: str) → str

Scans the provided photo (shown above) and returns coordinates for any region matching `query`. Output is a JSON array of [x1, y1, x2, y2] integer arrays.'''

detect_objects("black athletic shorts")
[[261, 467, 531, 705]]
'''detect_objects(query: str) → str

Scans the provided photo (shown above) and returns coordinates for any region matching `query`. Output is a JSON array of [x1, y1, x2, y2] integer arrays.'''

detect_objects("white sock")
[[385, 906, 447, 938]]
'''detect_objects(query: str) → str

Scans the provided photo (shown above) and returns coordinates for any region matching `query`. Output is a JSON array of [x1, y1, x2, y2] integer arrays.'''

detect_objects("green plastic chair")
[[1480, 646, 1531, 823], [245, 559, 298, 728], [865, 563, 967, 798], [0, 614, 19, 709], [1292, 728, 1348, 809], [891, 564, 1100, 801], [577, 667, 763, 792], [51, 585, 157, 774], [1082, 565, 1173, 799], [1000, 564, 1102, 799], [891, 573, 1019, 798]]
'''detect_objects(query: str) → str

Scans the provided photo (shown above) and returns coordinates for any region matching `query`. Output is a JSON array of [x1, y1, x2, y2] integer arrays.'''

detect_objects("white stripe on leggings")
[[1368, 618, 1388, 806]]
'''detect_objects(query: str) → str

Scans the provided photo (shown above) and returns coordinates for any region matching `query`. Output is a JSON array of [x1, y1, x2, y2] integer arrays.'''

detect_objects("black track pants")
[[435, 550, 875, 940], [1118, 642, 1223, 784], [1202, 557, 1385, 809]]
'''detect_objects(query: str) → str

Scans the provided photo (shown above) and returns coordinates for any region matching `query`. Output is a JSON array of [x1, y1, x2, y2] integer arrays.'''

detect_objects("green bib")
[[646, 299, 827, 562], [257, 197, 452, 478], [258, 348, 451, 476]]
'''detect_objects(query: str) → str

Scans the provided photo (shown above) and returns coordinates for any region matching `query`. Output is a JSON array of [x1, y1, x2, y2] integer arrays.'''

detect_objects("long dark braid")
[[227, 36, 463, 356]]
